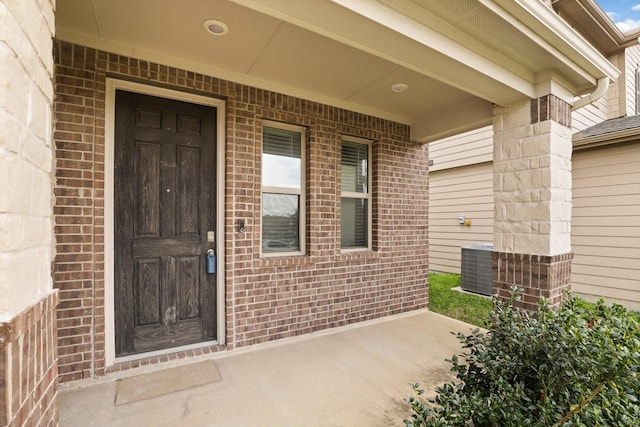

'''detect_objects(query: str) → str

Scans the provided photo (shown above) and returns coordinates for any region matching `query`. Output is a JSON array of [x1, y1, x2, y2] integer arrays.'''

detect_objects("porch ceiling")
[[55, 0, 618, 143]]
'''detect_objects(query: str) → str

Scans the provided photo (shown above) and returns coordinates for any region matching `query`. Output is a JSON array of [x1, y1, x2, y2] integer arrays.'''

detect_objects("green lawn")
[[428, 273, 640, 327], [428, 273, 492, 327]]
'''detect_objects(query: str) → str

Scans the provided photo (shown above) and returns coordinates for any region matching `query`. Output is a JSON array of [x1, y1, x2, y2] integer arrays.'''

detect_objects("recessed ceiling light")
[[203, 19, 229, 36], [391, 83, 408, 93]]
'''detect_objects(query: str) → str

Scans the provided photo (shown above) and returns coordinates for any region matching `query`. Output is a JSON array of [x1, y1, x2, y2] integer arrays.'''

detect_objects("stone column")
[[492, 95, 573, 310], [0, 0, 59, 425]]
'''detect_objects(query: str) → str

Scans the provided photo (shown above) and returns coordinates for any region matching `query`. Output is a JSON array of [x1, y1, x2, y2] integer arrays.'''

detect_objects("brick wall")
[[53, 40, 429, 381], [493, 252, 573, 310], [53, 42, 106, 382], [0, 292, 59, 427]]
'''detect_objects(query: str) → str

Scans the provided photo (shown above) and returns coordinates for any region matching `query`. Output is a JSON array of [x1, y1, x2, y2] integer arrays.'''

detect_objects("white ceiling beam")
[[233, 0, 534, 106], [235, 0, 618, 103]]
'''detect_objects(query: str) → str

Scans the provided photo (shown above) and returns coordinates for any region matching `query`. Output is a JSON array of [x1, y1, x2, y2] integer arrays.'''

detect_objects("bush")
[[404, 288, 640, 426]]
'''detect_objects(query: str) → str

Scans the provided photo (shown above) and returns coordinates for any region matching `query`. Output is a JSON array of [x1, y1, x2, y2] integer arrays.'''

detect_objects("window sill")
[[260, 251, 305, 258], [337, 248, 380, 261]]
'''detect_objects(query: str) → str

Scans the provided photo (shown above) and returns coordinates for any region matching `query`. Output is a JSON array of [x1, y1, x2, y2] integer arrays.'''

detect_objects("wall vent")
[[461, 242, 493, 296]]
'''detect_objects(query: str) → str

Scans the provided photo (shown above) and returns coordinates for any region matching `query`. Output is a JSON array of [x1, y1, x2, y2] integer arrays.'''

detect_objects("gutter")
[[571, 76, 609, 111]]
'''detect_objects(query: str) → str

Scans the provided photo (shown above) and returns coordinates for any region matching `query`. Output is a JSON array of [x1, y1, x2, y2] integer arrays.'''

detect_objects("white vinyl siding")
[[426, 83, 640, 307], [571, 142, 640, 308], [625, 46, 640, 115], [428, 126, 492, 171], [428, 140, 640, 308], [428, 101, 612, 167], [571, 99, 608, 133], [428, 162, 494, 273], [603, 52, 624, 120]]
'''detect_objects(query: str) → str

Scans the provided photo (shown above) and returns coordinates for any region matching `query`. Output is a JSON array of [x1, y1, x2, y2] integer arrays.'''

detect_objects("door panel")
[[177, 256, 200, 319], [136, 258, 161, 325], [177, 146, 200, 236], [114, 90, 217, 357], [135, 142, 161, 236]]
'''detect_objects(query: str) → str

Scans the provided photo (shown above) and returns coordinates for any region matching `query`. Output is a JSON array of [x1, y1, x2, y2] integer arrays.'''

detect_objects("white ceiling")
[[55, 0, 617, 142]]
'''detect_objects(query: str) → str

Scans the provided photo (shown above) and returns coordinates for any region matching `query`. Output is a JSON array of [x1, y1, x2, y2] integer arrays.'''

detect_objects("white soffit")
[[245, 23, 398, 101], [56, 0, 456, 125], [236, 0, 535, 105], [55, 0, 618, 142]]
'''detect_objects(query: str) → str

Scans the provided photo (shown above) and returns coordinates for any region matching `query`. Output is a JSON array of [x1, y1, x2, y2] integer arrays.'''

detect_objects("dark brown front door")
[[114, 90, 217, 356]]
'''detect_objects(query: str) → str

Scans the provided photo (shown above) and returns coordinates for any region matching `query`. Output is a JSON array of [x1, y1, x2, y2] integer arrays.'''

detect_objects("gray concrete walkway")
[[59, 310, 475, 426]]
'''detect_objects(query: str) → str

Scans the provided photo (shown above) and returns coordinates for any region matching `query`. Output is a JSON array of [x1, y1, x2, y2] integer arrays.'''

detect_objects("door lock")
[[206, 249, 216, 274]]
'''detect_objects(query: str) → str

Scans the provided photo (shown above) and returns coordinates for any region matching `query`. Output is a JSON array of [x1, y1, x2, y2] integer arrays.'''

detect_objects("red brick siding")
[[53, 40, 429, 380], [493, 251, 573, 310], [53, 41, 106, 383], [0, 292, 59, 427], [530, 94, 571, 127]]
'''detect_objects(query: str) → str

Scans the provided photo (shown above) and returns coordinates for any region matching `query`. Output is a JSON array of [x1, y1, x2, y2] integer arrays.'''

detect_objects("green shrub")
[[404, 288, 640, 426]]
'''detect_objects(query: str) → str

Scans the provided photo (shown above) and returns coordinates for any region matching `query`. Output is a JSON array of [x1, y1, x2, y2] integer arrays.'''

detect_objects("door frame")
[[105, 78, 226, 367]]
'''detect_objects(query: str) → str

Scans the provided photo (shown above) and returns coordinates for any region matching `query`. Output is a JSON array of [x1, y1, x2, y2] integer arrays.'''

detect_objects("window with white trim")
[[341, 137, 371, 250], [261, 122, 305, 255]]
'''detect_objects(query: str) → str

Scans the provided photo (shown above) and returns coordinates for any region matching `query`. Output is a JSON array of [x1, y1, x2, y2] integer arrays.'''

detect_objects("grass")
[[429, 272, 492, 327], [428, 273, 640, 327]]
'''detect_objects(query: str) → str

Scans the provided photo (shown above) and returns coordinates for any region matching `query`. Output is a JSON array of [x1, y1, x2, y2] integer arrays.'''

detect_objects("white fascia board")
[[490, 0, 620, 84], [237, 0, 617, 103], [331, 0, 536, 98], [346, 0, 618, 99]]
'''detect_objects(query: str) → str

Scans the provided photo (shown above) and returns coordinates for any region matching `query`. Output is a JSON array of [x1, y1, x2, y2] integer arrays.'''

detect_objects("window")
[[341, 137, 371, 250], [261, 122, 305, 255]]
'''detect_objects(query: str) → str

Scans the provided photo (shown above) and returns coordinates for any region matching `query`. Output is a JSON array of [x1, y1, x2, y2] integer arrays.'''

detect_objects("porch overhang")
[[55, 0, 619, 143]]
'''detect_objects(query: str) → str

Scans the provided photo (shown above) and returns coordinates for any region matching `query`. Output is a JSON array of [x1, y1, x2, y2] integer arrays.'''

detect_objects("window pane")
[[341, 141, 368, 193], [341, 197, 368, 248], [263, 127, 301, 188], [262, 193, 300, 252], [263, 154, 301, 188]]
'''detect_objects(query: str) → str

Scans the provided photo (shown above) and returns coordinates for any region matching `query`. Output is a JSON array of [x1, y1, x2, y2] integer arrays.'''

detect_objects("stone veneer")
[[0, 292, 59, 427], [493, 95, 573, 255], [0, 0, 58, 424], [53, 40, 429, 381], [493, 94, 574, 310]]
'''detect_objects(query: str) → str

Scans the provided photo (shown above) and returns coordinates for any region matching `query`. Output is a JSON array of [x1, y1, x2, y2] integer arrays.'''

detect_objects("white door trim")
[[104, 78, 226, 367]]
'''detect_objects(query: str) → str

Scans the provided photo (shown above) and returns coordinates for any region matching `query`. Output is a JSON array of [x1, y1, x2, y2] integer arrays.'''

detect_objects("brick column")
[[492, 95, 573, 310], [0, 293, 59, 427]]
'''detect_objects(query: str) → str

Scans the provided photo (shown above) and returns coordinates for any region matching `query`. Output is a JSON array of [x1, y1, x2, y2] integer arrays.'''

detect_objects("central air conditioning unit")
[[461, 242, 494, 296]]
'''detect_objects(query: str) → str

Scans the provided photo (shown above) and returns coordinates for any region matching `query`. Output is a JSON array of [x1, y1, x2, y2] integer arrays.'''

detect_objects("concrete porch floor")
[[59, 310, 475, 426]]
